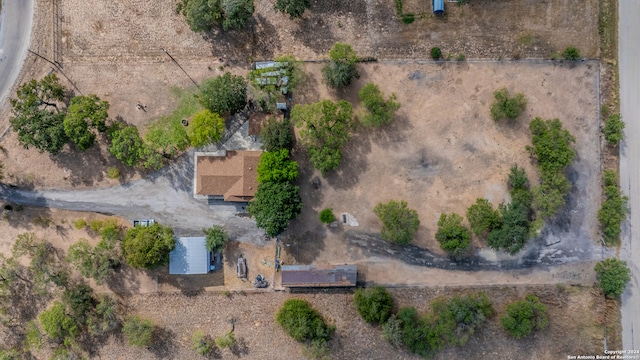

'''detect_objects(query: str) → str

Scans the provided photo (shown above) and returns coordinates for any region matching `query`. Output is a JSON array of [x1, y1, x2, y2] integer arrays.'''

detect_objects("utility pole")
[[161, 48, 199, 88], [27, 49, 82, 94]]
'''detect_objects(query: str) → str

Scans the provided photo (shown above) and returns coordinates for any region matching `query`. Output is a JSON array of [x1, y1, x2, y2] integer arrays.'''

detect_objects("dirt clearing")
[[288, 61, 602, 270]]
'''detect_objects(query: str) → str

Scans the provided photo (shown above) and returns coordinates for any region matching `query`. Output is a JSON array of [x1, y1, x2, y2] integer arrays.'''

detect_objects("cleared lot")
[[288, 60, 602, 267]]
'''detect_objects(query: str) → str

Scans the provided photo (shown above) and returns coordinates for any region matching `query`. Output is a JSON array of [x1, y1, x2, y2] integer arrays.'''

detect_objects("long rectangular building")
[[281, 264, 357, 288]]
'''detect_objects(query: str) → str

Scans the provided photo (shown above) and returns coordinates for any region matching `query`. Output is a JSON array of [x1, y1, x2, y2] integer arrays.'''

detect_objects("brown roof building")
[[194, 150, 262, 202]]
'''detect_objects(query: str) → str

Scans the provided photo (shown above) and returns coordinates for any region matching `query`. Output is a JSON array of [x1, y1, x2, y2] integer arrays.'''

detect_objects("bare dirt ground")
[[0, 0, 612, 357], [27, 285, 618, 360], [0, 0, 599, 191], [286, 61, 602, 269]]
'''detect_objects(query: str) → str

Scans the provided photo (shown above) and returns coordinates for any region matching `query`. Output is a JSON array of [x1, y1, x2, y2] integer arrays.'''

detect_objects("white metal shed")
[[169, 237, 211, 275]]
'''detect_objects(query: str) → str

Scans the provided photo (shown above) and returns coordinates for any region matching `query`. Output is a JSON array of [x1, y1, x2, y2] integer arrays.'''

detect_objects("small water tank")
[[433, 0, 444, 14]]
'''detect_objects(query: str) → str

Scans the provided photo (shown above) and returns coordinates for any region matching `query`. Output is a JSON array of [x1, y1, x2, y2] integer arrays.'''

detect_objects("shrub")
[[526, 117, 576, 173], [257, 149, 299, 183], [353, 286, 393, 324], [435, 213, 471, 258], [431, 47, 442, 60], [106, 167, 120, 179], [402, 13, 415, 24], [358, 83, 401, 127], [466, 198, 501, 237], [500, 294, 548, 338], [456, 53, 466, 61], [89, 219, 104, 232], [198, 73, 247, 115], [191, 330, 214, 355], [319, 208, 335, 224], [598, 170, 628, 246], [322, 43, 359, 88], [121, 223, 176, 269], [374, 200, 420, 245], [39, 302, 79, 345], [203, 225, 228, 252], [122, 316, 154, 347], [73, 219, 87, 230], [260, 118, 294, 152], [604, 113, 625, 145], [215, 331, 236, 349], [382, 314, 403, 347], [490, 88, 528, 121], [595, 258, 631, 298], [562, 46, 580, 60], [188, 109, 225, 147], [276, 299, 334, 343]]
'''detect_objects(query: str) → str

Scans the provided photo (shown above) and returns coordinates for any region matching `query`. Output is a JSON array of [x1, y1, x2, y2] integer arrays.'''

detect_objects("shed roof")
[[169, 237, 210, 275], [281, 264, 357, 287], [195, 150, 261, 202]]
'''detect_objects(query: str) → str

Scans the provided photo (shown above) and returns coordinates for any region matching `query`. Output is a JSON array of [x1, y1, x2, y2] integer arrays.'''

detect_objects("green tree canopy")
[[353, 286, 394, 324], [122, 316, 155, 347], [198, 73, 247, 115], [435, 213, 471, 258], [63, 94, 109, 151], [108, 124, 147, 167], [604, 113, 625, 145], [180, 0, 222, 32], [487, 201, 530, 255], [276, 299, 334, 343], [466, 198, 501, 237], [188, 109, 225, 147], [322, 43, 359, 88], [373, 200, 420, 245], [322, 61, 359, 89], [121, 223, 176, 269], [292, 99, 354, 173], [358, 83, 401, 127], [62, 284, 95, 323], [260, 117, 294, 152], [191, 330, 214, 356], [39, 302, 79, 345], [500, 294, 548, 338], [66, 235, 120, 285], [257, 148, 299, 183], [203, 225, 228, 252], [490, 88, 528, 121], [220, 0, 254, 30], [10, 74, 68, 155], [248, 182, 302, 237], [88, 295, 120, 336], [531, 171, 572, 218], [526, 117, 576, 174], [594, 258, 631, 298], [598, 170, 629, 246], [274, 0, 310, 19], [180, 0, 254, 31]]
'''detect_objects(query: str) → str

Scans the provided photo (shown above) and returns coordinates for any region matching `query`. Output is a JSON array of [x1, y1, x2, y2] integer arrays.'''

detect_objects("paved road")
[[619, 0, 640, 352], [0, 0, 33, 104]]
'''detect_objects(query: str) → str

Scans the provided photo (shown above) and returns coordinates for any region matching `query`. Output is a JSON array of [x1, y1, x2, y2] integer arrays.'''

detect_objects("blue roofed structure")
[[169, 237, 211, 275]]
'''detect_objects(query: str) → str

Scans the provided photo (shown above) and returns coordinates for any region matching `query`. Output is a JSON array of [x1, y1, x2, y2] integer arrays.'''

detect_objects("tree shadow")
[[105, 263, 142, 297], [50, 135, 140, 187], [290, 0, 369, 55], [202, 14, 280, 64], [280, 224, 326, 264], [230, 336, 250, 357], [148, 327, 180, 359]]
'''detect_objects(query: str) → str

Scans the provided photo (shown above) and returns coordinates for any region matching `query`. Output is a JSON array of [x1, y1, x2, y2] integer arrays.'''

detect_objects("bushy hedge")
[[276, 299, 334, 343], [354, 287, 393, 324]]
